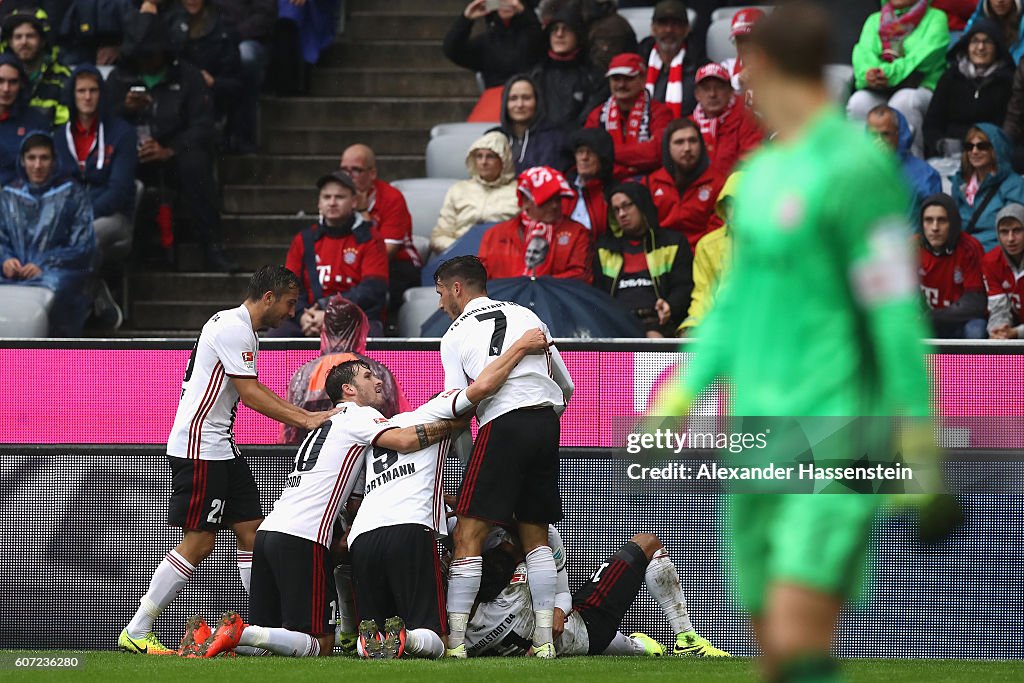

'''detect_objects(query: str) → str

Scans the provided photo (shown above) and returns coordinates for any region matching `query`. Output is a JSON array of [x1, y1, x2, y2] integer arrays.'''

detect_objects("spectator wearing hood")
[[280, 295, 411, 444], [431, 131, 519, 254], [0, 54, 48, 186], [443, 0, 545, 89], [529, 4, 606, 130], [164, 0, 244, 127], [867, 104, 941, 209], [643, 117, 724, 250], [678, 170, 739, 336], [593, 181, 692, 337], [58, 0, 136, 66], [984, 202, 1024, 337], [690, 62, 763, 176], [951, 123, 1024, 251], [478, 165, 592, 281], [638, 0, 697, 118], [2, 8, 71, 127], [0, 131, 95, 336], [277, 170, 389, 338], [918, 193, 987, 338], [848, 0, 950, 158], [496, 73, 568, 174], [585, 52, 674, 180], [565, 126, 613, 236], [923, 20, 1014, 159], [55, 65, 138, 268], [964, 0, 1024, 63], [109, 17, 237, 272]]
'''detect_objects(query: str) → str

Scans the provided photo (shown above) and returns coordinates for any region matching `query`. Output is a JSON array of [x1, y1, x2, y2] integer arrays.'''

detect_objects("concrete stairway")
[[126, 0, 475, 333]]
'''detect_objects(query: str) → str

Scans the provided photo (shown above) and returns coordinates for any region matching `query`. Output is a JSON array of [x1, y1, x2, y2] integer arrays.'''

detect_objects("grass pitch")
[[1, 652, 1021, 683]]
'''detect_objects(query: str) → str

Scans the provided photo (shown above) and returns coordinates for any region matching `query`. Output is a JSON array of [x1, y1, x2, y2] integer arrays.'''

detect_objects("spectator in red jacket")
[[273, 170, 389, 337], [690, 62, 763, 176], [643, 117, 725, 250], [565, 127, 614, 237], [478, 165, 592, 282], [585, 52, 674, 180], [917, 193, 987, 338], [984, 202, 1024, 338], [339, 143, 421, 321]]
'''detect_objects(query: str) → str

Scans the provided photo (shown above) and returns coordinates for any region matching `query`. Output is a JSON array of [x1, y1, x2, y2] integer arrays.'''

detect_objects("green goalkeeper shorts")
[[725, 493, 882, 615]]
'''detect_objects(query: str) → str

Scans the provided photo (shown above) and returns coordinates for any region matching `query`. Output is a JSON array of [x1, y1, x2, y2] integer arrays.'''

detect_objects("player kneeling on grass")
[[178, 360, 468, 658], [342, 328, 553, 660], [465, 527, 728, 658]]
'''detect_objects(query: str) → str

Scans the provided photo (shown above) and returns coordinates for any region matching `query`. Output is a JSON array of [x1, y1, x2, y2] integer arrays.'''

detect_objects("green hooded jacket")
[[852, 2, 950, 91]]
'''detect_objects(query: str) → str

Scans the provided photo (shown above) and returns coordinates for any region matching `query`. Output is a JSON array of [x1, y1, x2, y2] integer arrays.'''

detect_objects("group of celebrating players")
[[117, 256, 728, 661]]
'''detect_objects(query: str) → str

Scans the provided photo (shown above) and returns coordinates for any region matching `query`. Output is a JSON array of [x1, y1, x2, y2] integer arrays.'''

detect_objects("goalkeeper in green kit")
[[648, 3, 960, 682]]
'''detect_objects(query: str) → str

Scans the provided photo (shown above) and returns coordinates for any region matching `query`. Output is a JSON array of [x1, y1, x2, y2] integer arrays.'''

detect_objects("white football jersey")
[[259, 402, 396, 548], [348, 389, 470, 547], [440, 297, 564, 426], [167, 305, 258, 461]]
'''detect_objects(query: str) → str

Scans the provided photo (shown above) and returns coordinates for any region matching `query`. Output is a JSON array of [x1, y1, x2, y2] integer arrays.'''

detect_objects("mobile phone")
[[129, 85, 147, 95], [485, 0, 500, 11]]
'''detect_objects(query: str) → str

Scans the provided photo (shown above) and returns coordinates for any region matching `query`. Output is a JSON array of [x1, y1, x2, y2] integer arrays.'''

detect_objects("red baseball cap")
[[605, 53, 644, 78], [730, 7, 765, 39], [695, 63, 731, 84]]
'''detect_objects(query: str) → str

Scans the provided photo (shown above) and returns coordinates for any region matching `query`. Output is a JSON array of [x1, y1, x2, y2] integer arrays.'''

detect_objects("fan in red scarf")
[[478, 166, 592, 282], [586, 53, 674, 181], [690, 63, 763, 176]]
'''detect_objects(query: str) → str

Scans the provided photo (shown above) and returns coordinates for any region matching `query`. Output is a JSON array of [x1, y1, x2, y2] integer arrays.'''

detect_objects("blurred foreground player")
[[119, 266, 338, 654], [649, 4, 959, 681], [434, 255, 574, 658]]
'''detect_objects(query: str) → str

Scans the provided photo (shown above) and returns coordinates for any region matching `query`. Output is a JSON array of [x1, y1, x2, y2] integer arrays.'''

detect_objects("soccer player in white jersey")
[[119, 266, 339, 655], [347, 328, 550, 660], [190, 357, 465, 658], [466, 528, 730, 659], [433, 255, 574, 659]]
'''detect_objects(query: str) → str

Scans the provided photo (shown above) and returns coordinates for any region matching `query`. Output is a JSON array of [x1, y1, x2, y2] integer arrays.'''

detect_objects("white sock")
[[237, 549, 253, 594], [446, 556, 482, 647], [234, 646, 272, 656], [238, 625, 320, 657], [644, 548, 693, 636], [525, 546, 556, 646], [601, 632, 646, 656], [126, 550, 194, 637], [333, 564, 356, 633], [406, 628, 445, 659]]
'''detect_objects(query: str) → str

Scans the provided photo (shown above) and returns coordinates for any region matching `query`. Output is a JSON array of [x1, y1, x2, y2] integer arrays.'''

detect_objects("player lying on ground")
[[176, 329, 551, 659], [120, 266, 340, 655], [464, 526, 729, 658]]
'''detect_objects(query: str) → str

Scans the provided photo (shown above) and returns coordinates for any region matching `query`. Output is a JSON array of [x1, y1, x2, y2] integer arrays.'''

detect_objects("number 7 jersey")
[[259, 402, 397, 548]]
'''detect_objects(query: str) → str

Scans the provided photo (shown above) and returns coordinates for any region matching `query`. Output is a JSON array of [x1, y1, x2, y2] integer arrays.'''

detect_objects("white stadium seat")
[[705, 18, 736, 64], [425, 134, 476, 179], [0, 286, 54, 338], [824, 63, 855, 106], [430, 121, 495, 140], [398, 295, 441, 337], [391, 177, 460, 239], [403, 286, 437, 303]]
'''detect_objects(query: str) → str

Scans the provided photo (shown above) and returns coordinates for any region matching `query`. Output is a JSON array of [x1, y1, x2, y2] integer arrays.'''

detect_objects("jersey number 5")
[[371, 446, 398, 474], [294, 422, 333, 473], [475, 310, 507, 356]]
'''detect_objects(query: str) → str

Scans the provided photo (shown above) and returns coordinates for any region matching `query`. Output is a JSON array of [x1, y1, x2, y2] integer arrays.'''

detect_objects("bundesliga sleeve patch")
[[851, 217, 917, 305], [241, 351, 255, 371]]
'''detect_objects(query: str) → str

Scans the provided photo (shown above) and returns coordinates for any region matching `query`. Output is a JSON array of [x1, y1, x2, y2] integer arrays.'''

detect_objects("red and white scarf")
[[692, 94, 736, 149], [600, 90, 654, 144], [645, 47, 685, 117], [879, 0, 929, 62]]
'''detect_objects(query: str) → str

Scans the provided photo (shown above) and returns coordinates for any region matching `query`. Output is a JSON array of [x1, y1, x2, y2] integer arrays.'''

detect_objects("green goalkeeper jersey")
[[682, 108, 931, 420]]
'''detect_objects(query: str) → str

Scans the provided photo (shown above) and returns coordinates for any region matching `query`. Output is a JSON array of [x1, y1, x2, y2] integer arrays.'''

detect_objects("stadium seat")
[[618, 7, 697, 42], [430, 121, 495, 140], [705, 18, 736, 64], [0, 286, 54, 338], [391, 178, 460, 238], [824, 63, 855, 106], [397, 294, 440, 337], [412, 234, 430, 265], [426, 134, 476, 179], [403, 285, 437, 303]]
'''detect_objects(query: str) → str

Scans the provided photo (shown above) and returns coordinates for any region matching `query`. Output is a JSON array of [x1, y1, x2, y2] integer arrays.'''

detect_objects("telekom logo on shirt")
[[316, 264, 331, 285]]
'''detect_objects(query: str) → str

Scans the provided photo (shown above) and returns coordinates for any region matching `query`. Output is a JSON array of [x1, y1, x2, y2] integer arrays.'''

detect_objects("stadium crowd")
[[3, 0, 1024, 341]]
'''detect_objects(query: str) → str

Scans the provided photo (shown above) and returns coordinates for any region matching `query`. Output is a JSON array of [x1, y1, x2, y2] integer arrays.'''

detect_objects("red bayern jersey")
[[369, 178, 422, 266], [285, 219, 389, 306], [918, 233, 984, 309], [982, 245, 1024, 322]]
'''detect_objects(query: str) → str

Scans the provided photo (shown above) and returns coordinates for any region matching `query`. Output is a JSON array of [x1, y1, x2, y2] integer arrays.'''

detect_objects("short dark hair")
[[21, 133, 53, 157], [433, 255, 488, 290], [325, 360, 371, 403], [748, 1, 830, 82], [867, 104, 897, 123], [245, 265, 301, 302]]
